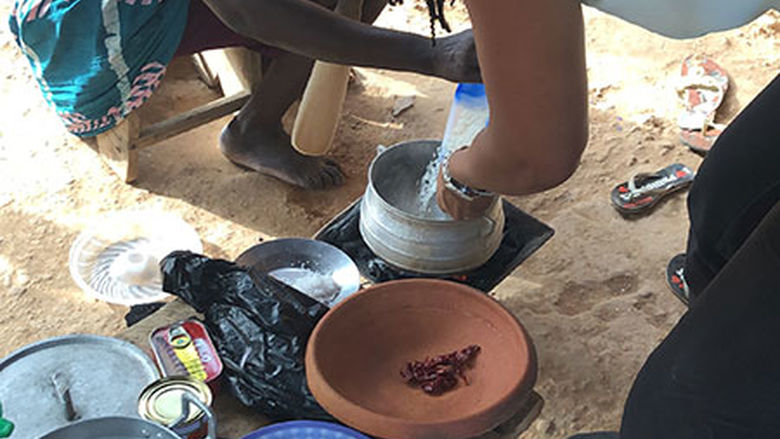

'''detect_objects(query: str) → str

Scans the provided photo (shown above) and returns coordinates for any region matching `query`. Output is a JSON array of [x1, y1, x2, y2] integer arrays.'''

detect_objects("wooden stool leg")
[[92, 49, 263, 184], [96, 113, 140, 183], [191, 53, 219, 90], [199, 47, 263, 96]]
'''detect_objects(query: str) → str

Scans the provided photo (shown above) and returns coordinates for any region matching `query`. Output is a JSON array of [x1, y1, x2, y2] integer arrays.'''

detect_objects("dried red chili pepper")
[[400, 345, 481, 395]]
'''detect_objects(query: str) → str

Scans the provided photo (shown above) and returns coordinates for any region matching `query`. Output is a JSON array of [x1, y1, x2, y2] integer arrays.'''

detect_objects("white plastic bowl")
[[69, 210, 202, 306]]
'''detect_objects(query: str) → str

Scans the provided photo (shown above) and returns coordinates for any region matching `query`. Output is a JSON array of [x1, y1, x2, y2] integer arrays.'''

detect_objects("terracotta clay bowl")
[[306, 279, 537, 439]]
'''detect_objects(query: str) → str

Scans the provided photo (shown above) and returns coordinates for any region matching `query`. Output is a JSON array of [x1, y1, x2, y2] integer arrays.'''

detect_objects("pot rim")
[[366, 139, 500, 224], [40, 416, 179, 439]]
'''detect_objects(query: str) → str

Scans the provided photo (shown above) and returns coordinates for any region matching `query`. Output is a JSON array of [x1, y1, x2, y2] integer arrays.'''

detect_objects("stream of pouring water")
[[416, 84, 490, 220]]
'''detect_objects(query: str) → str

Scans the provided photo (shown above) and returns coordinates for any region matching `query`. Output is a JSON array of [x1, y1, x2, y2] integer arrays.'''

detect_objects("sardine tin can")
[[149, 318, 223, 387], [138, 376, 212, 439]]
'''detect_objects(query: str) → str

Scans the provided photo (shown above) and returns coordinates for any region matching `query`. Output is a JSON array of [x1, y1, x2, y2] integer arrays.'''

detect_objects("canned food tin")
[[150, 318, 223, 385], [138, 376, 213, 439]]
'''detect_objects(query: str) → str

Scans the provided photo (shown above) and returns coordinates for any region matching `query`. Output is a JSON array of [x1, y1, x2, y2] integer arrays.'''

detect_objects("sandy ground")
[[0, 2, 777, 438]]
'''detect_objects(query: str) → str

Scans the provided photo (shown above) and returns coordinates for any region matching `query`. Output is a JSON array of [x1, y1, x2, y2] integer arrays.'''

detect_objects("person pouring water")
[[434, 1, 780, 438], [435, 0, 778, 220]]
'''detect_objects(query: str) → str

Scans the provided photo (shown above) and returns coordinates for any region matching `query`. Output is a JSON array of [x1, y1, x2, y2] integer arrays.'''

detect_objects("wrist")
[[447, 148, 480, 191], [443, 148, 494, 201]]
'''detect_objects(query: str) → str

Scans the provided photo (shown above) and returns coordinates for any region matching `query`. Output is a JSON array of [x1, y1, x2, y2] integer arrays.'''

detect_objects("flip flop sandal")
[[680, 124, 725, 155], [676, 55, 729, 155], [666, 253, 690, 306], [610, 163, 695, 215]]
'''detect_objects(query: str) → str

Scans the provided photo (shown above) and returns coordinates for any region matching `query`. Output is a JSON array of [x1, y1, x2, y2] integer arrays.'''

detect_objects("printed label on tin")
[[150, 319, 223, 382]]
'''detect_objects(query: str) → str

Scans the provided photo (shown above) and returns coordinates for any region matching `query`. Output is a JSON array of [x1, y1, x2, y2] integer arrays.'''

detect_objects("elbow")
[[495, 137, 587, 195], [536, 122, 588, 190], [226, 14, 251, 38], [530, 157, 580, 191], [224, 13, 260, 42], [509, 132, 588, 194], [485, 110, 588, 195], [539, 139, 586, 189]]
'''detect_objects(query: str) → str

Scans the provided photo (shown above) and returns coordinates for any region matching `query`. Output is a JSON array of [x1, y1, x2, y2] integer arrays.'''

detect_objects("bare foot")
[[219, 119, 346, 190]]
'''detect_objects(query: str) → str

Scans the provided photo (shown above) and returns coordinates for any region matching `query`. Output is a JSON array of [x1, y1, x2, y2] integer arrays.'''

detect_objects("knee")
[[201, 0, 250, 34], [759, 201, 780, 255]]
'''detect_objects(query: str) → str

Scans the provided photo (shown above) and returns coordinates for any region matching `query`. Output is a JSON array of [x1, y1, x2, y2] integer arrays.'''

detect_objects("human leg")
[[684, 75, 780, 298], [568, 433, 620, 439], [621, 201, 780, 438], [180, 0, 390, 189], [570, 77, 780, 439], [219, 51, 347, 189]]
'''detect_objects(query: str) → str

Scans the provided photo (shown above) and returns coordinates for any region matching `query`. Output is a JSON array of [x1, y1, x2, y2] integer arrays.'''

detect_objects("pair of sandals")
[[609, 57, 726, 303], [610, 56, 730, 216]]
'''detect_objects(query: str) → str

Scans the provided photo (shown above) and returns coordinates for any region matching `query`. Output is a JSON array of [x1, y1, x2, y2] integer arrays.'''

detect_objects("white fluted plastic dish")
[[69, 210, 202, 306]]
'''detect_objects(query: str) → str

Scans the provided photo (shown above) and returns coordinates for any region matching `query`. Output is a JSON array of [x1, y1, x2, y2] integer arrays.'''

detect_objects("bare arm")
[[448, 0, 588, 195], [201, 0, 479, 82]]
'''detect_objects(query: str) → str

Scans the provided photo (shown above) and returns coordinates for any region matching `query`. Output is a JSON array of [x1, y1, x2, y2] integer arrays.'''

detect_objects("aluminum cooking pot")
[[360, 140, 505, 274]]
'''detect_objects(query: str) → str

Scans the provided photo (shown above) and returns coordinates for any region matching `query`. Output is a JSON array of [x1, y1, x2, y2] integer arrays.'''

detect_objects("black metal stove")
[[315, 198, 554, 292]]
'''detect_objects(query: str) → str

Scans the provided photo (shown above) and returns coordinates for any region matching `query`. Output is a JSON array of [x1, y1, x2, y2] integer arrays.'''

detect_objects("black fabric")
[[684, 74, 780, 299], [568, 433, 620, 439], [315, 199, 554, 292], [621, 201, 780, 438]]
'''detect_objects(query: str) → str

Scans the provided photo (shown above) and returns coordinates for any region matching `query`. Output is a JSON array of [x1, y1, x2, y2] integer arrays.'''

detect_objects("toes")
[[321, 168, 340, 188], [311, 168, 337, 190], [278, 158, 344, 190], [323, 160, 346, 187], [305, 172, 328, 191], [330, 168, 346, 187], [301, 159, 345, 190]]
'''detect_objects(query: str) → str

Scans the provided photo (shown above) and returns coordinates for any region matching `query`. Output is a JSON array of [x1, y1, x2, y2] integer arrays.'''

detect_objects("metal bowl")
[[40, 417, 180, 439], [236, 238, 361, 307]]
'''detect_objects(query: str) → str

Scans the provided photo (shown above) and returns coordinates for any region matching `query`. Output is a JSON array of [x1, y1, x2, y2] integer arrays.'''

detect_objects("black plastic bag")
[[160, 251, 333, 421]]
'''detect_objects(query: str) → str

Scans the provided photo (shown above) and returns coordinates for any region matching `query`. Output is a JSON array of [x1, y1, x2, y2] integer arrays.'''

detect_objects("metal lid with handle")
[[0, 335, 160, 438]]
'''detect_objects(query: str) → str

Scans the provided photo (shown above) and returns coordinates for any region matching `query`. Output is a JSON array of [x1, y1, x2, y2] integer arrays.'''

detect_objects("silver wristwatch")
[[441, 152, 494, 202]]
